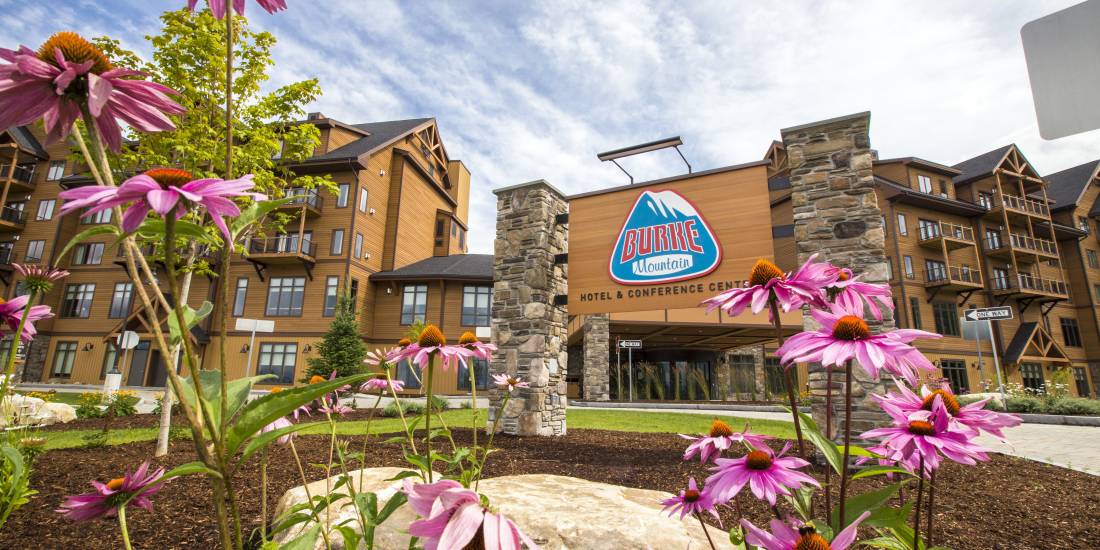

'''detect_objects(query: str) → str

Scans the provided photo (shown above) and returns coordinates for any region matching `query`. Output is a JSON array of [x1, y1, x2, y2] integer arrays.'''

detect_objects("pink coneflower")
[[680, 419, 772, 464], [0, 294, 53, 342], [705, 442, 819, 506], [660, 477, 720, 524], [861, 394, 989, 472], [701, 255, 835, 321], [826, 267, 894, 321], [491, 373, 529, 393], [364, 346, 395, 367], [57, 461, 165, 521], [259, 416, 295, 446], [776, 304, 941, 384], [13, 264, 69, 294], [458, 331, 497, 362], [0, 33, 184, 152], [740, 512, 869, 550], [873, 382, 1020, 442], [388, 325, 472, 371], [188, 0, 288, 19], [58, 169, 266, 241], [360, 377, 405, 394], [404, 479, 540, 550]]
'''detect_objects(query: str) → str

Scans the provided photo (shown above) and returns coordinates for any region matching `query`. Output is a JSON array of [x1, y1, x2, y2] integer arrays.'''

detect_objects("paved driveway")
[[584, 406, 1100, 474]]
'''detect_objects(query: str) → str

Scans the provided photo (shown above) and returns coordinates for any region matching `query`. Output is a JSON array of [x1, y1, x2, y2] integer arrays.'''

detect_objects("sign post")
[[235, 318, 275, 376], [619, 340, 642, 402], [960, 307, 1012, 402]]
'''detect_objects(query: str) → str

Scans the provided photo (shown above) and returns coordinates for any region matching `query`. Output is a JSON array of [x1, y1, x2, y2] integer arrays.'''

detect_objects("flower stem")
[[474, 392, 510, 491], [768, 299, 805, 459], [824, 365, 833, 525], [424, 356, 435, 483], [117, 505, 133, 550], [468, 360, 478, 451], [838, 359, 854, 528], [359, 393, 383, 493], [695, 512, 718, 550], [290, 439, 332, 549], [260, 448, 268, 543], [926, 468, 936, 546], [913, 454, 925, 550], [384, 370, 418, 456], [225, 9, 234, 180], [0, 291, 34, 402]]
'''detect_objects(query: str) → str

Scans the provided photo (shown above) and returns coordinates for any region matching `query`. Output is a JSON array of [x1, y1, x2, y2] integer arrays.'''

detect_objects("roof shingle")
[[1046, 160, 1100, 212], [370, 254, 493, 282]]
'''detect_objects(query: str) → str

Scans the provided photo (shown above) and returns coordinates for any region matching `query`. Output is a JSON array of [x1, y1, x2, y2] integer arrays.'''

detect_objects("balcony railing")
[[249, 236, 315, 258], [0, 248, 13, 264], [924, 266, 982, 286], [0, 204, 26, 225], [1008, 233, 1057, 256], [1016, 273, 1067, 296], [0, 164, 34, 184], [1000, 193, 1049, 217], [918, 221, 974, 243], [283, 188, 323, 211]]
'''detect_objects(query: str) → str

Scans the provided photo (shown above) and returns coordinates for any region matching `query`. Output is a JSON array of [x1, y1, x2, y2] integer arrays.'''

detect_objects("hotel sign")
[[567, 162, 776, 314]]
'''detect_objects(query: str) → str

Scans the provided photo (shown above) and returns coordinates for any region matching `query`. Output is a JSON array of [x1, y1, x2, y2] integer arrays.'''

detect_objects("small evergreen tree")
[[303, 295, 367, 380]]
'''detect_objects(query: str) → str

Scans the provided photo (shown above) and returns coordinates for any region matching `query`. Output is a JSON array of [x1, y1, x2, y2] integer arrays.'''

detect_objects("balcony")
[[985, 193, 1049, 220], [0, 164, 35, 191], [993, 273, 1068, 299], [918, 222, 975, 251], [0, 204, 26, 232], [278, 188, 323, 217], [984, 233, 1058, 261], [923, 266, 983, 291], [246, 235, 316, 280]]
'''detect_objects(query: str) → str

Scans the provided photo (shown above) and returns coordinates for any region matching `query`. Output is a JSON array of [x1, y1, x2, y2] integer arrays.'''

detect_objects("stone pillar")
[[716, 355, 732, 401], [20, 336, 49, 382], [781, 112, 891, 440], [490, 180, 569, 436], [581, 314, 610, 401]]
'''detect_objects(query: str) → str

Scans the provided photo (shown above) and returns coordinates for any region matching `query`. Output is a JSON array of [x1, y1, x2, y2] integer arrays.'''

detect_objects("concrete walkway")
[[583, 405, 1100, 474]]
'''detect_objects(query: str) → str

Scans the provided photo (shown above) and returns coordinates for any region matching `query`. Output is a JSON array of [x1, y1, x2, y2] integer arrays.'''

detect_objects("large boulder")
[[0, 395, 77, 426], [273, 468, 733, 549]]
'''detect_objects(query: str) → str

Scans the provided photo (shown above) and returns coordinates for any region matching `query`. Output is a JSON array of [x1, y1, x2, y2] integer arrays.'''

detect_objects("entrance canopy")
[[1003, 321, 1070, 365], [567, 307, 800, 351]]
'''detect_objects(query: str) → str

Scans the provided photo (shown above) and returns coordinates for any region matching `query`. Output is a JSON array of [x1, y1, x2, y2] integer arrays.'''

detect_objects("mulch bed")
[[2, 426, 1098, 549]]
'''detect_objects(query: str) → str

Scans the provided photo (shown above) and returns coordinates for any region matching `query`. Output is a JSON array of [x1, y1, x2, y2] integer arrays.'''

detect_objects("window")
[[978, 192, 994, 210], [24, 240, 44, 263], [257, 343, 298, 384], [1020, 363, 1044, 391], [992, 268, 1010, 290], [451, 221, 457, 237], [108, 282, 134, 318], [401, 284, 428, 324], [100, 342, 120, 379], [266, 277, 306, 316], [359, 187, 369, 212], [233, 278, 248, 317], [81, 208, 113, 224], [885, 257, 893, 280], [354, 233, 363, 259], [985, 229, 1002, 250], [1088, 250, 1099, 269], [896, 213, 907, 236], [938, 179, 949, 196], [940, 359, 969, 394], [1074, 367, 1090, 397], [925, 259, 946, 282], [917, 219, 938, 240], [336, 183, 350, 208], [763, 357, 786, 397], [72, 243, 104, 265], [61, 283, 95, 318], [932, 301, 959, 336], [349, 279, 359, 308], [323, 276, 339, 317], [728, 354, 757, 395], [46, 160, 65, 181], [396, 359, 421, 389], [457, 358, 489, 391], [12, 281, 26, 297], [909, 297, 922, 329], [1060, 317, 1082, 347], [903, 256, 914, 278], [462, 286, 492, 325], [459, 228, 465, 250], [1094, 284, 1100, 302], [330, 229, 344, 255], [917, 175, 932, 194], [35, 200, 55, 221], [51, 341, 78, 377], [1079, 216, 1091, 234]]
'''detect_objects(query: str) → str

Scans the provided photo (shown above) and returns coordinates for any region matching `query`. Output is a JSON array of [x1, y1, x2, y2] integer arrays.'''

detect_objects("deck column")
[[781, 112, 891, 440], [581, 313, 610, 401], [490, 180, 569, 436]]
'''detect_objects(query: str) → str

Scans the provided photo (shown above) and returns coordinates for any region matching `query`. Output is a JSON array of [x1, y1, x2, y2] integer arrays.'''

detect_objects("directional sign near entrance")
[[963, 306, 1013, 322], [619, 339, 643, 349]]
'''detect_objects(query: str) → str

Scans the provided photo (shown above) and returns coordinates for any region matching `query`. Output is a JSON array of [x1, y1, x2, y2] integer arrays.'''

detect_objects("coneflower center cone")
[[397, 337, 412, 348], [832, 315, 871, 341], [748, 258, 784, 287], [794, 527, 831, 550], [682, 488, 701, 503], [907, 420, 936, 436], [418, 325, 446, 347], [458, 331, 479, 345], [708, 419, 733, 438], [744, 449, 773, 470], [106, 477, 126, 491], [144, 168, 194, 187], [921, 389, 961, 416], [36, 31, 113, 74]]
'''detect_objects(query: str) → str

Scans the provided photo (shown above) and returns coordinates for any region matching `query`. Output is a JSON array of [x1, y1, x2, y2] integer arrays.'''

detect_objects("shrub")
[[381, 400, 424, 418], [1005, 396, 1045, 414], [75, 392, 105, 419], [1047, 397, 1100, 416], [428, 395, 448, 412], [152, 396, 180, 416], [108, 391, 140, 417]]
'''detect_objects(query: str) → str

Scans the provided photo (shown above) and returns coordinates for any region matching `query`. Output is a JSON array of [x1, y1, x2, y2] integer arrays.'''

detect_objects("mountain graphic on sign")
[[608, 189, 722, 285]]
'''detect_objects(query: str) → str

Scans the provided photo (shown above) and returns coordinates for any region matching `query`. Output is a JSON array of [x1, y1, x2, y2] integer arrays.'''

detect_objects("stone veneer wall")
[[781, 112, 891, 439], [581, 314, 610, 401], [490, 180, 569, 436], [20, 336, 48, 382]]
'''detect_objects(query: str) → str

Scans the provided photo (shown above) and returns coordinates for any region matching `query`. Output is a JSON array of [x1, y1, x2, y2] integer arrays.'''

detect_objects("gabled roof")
[[874, 157, 961, 177], [306, 118, 434, 162], [1003, 322, 1070, 365], [370, 254, 493, 282], [1046, 160, 1100, 213], [4, 126, 47, 159], [951, 144, 1015, 185]]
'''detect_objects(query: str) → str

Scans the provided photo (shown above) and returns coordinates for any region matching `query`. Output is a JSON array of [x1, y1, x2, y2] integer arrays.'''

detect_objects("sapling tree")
[[303, 295, 367, 381]]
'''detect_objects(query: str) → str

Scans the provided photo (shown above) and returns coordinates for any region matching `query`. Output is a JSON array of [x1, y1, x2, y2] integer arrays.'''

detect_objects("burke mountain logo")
[[609, 189, 722, 285]]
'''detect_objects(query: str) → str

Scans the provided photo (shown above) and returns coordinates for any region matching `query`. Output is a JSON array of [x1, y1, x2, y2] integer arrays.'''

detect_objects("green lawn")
[[38, 408, 795, 451], [19, 391, 85, 406]]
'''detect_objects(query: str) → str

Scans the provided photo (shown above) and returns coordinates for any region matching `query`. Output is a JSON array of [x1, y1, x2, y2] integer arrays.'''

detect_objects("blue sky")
[[3, 1, 1098, 254]]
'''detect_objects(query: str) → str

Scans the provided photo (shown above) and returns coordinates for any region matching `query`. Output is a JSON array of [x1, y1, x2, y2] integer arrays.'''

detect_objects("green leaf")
[[231, 197, 294, 239], [279, 525, 322, 550], [56, 225, 120, 263], [783, 407, 843, 474], [163, 460, 219, 480], [239, 422, 320, 464], [167, 301, 213, 345], [225, 374, 370, 456], [376, 491, 408, 524], [727, 524, 747, 549], [782, 485, 815, 521], [851, 465, 914, 480], [138, 218, 215, 243], [830, 481, 907, 533], [179, 371, 272, 438], [335, 525, 360, 549]]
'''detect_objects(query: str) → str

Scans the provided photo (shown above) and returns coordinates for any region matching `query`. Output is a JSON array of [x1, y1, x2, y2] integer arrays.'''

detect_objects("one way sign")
[[963, 306, 1013, 322]]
